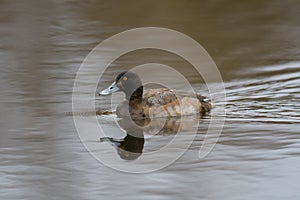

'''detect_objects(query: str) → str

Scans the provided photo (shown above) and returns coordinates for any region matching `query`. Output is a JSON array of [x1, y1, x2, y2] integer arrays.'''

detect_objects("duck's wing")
[[143, 88, 178, 106]]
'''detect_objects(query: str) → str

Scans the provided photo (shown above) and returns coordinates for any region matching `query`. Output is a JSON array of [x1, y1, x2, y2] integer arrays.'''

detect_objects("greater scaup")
[[99, 71, 212, 119]]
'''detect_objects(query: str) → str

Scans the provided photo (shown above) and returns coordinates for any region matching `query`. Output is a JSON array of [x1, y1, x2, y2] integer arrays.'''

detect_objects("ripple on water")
[[223, 62, 300, 123]]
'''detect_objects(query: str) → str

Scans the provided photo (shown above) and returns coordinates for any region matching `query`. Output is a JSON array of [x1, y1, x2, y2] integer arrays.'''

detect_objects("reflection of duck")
[[118, 116, 200, 136], [100, 131, 144, 160], [100, 118, 145, 160], [100, 116, 200, 160], [99, 71, 211, 119]]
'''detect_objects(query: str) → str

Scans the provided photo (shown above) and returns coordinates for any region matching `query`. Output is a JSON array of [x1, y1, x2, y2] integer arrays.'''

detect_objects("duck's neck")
[[127, 86, 143, 102]]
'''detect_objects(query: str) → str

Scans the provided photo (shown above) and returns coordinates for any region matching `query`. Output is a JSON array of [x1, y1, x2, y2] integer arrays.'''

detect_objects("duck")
[[99, 71, 212, 119]]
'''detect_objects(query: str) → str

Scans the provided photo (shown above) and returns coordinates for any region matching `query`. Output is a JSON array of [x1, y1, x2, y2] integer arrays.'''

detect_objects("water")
[[1, 1, 300, 199]]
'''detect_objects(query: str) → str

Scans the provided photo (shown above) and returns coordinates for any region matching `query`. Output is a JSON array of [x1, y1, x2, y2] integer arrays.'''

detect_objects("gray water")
[[1, 1, 300, 199]]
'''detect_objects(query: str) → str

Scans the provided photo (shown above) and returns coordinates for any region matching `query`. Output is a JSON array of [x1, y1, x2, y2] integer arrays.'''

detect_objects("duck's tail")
[[197, 94, 212, 112]]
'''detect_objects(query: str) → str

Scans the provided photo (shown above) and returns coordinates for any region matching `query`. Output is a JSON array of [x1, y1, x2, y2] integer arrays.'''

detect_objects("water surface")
[[1, 1, 300, 199]]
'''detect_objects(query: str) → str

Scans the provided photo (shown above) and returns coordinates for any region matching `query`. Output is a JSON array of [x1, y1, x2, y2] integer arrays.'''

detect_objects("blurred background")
[[0, 1, 300, 199]]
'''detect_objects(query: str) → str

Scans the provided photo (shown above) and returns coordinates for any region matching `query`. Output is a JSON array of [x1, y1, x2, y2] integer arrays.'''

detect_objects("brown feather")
[[116, 88, 211, 119]]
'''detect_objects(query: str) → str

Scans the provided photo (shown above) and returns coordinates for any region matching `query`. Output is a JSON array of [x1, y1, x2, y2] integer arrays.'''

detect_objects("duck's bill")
[[99, 82, 120, 95]]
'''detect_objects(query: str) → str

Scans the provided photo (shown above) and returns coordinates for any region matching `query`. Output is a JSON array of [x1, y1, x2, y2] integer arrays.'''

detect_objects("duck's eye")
[[123, 77, 128, 81]]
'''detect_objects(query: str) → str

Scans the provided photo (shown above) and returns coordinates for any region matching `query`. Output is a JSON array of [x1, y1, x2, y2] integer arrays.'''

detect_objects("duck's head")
[[99, 71, 143, 100]]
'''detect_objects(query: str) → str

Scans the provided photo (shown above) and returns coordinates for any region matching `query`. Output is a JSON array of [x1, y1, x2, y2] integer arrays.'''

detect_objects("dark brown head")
[[99, 71, 143, 100]]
